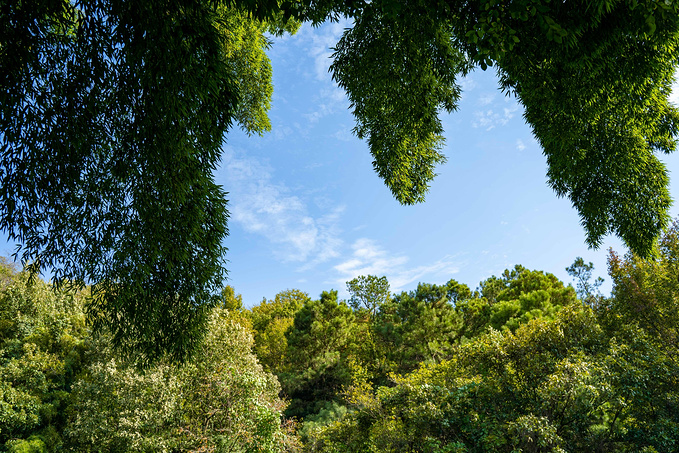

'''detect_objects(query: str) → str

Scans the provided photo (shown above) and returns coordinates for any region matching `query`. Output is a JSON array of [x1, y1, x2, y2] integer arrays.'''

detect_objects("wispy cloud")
[[293, 20, 350, 82], [516, 139, 526, 151], [478, 93, 496, 106], [332, 238, 461, 294], [472, 102, 520, 131], [222, 148, 344, 265], [459, 75, 477, 92], [304, 87, 348, 123], [285, 21, 351, 124], [332, 126, 355, 142]]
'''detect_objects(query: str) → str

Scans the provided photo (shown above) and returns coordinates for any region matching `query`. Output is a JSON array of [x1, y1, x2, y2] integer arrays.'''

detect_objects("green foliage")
[[5, 436, 46, 453], [221, 285, 244, 311], [306, 231, 679, 452], [499, 0, 679, 257], [0, 263, 88, 450], [377, 280, 465, 378], [261, 271, 579, 430], [0, 262, 298, 452], [566, 257, 604, 305], [327, 0, 679, 254], [249, 289, 310, 373], [456, 265, 577, 340], [599, 277, 679, 449], [4, 242, 669, 453], [602, 219, 679, 369], [297, 401, 348, 446], [280, 291, 358, 419], [65, 308, 298, 452], [330, 3, 470, 204], [346, 275, 390, 317], [176, 309, 296, 452], [0, 0, 295, 363], [3, 0, 677, 362], [315, 304, 679, 452]]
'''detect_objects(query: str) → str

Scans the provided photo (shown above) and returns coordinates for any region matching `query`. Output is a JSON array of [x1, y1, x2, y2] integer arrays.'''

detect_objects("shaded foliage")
[[280, 291, 358, 419], [0, 0, 296, 363]]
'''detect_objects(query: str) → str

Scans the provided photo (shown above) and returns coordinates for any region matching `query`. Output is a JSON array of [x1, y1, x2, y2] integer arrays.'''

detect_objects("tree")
[[279, 290, 359, 419], [456, 266, 577, 340], [0, 261, 89, 450], [329, 0, 679, 257], [603, 219, 679, 358], [65, 308, 299, 452], [248, 288, 310, 373], [0, 261, 299, 451], [566, 257, 604, 305], [0, 0, 296, 364], [376, 280, 466, 377], [3, 0, 678, 361], [346, 275, 390, 317], [316, 305, 679, 452]]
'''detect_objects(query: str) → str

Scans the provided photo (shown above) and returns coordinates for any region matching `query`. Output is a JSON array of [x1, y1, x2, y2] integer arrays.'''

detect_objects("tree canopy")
[[0, 261, 298, 452], [1, 0, 296, 363], [4, 227, 679, 451], [327, 0, 679, 256], [308, 223, 679, 453], [2, 0, 678, 361]]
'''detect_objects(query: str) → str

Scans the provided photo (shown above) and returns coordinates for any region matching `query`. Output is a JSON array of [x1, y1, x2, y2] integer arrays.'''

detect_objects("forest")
[[2, 0, 679, 451], [1, 221, 678, 452]]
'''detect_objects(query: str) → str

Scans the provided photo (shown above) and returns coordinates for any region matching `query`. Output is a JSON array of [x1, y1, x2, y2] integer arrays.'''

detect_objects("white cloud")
[[459, 75, 477, 92], [272, 125, 293, 141], [332, 127, 355, 142], [286, 22, 351, 124], [478, 93, 496, 106], [516, 139, 526, 151], [304, 86, 349, 124], [472, 102, 520, 131], [293, 20, 350, 82], [222, 148, 344, 264], [332, 239, 461, 294]]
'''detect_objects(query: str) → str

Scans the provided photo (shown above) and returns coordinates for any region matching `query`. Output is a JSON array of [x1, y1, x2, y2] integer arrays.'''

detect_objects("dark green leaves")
[[464, 0, 679, 257], [498, 1, 679, 256], [331, 3, 471, 204], [0, 0, 281, 364], [327, 0, 679, 255]]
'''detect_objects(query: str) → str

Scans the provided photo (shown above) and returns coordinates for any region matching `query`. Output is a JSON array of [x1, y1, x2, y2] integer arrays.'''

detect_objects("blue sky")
[[3, 21, 679, 307], [218, 21, 679, 306]]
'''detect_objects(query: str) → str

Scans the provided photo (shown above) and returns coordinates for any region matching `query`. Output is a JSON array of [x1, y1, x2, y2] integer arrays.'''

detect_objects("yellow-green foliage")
[[65, 308, 297, 452], [0, 263, 88, 450], [248, 289, 309, 373], [312, 303, 679, 452], [5, 436, 46, 453], [0, 261, 299, 452]]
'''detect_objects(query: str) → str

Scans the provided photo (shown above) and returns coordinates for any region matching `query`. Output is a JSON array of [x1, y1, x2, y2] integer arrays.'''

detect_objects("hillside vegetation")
[[2, 223, 679, 451]]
